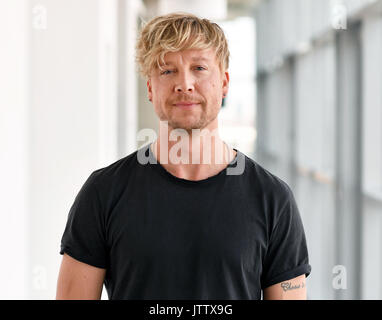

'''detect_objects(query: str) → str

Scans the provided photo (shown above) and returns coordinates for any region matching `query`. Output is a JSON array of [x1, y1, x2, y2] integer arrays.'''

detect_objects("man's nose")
[[174, 71, 194, 93]]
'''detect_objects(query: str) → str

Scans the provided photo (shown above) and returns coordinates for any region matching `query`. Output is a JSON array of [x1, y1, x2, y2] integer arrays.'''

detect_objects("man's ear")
[[222, 71, 229, 97], [147, 78, 152, 101]]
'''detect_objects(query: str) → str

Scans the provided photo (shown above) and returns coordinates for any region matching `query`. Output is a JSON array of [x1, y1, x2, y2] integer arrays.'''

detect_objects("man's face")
[[147, 48, 229, 132]]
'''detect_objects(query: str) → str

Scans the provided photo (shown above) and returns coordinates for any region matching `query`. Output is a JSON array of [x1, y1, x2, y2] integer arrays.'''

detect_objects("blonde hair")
[[135, 12, 230, 78]]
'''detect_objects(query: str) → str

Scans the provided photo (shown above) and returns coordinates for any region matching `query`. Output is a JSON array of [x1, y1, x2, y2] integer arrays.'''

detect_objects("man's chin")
[[168, 121, 207, 132]]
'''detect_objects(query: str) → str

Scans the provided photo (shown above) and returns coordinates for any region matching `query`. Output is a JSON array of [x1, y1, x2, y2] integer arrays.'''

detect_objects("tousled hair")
[[135, 12, 230, 78]]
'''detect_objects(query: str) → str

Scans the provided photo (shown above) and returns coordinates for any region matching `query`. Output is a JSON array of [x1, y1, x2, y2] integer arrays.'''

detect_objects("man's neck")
[[150, 127, 237, 181]]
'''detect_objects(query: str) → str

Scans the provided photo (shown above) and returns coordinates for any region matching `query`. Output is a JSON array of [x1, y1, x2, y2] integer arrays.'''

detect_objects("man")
[[56, 12, 311, 300]]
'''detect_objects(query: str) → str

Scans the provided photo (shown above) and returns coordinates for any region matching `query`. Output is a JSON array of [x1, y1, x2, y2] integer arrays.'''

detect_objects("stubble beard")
[[160, 102, 217, 132]]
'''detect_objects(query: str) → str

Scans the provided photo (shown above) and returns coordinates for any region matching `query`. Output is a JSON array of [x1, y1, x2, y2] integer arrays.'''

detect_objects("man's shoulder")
[[242, 154, 299, 228], [88, 145, 146, 187], [242, 153, 293, 201]]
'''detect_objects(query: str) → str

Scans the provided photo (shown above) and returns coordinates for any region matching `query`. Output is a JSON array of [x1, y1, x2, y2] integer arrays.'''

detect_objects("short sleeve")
[[261, 185, 311, 289], [59, 172, 108, 269]]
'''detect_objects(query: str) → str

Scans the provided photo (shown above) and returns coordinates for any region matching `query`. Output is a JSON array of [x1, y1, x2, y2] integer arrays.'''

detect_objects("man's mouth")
[[173, 101, 200, 108]]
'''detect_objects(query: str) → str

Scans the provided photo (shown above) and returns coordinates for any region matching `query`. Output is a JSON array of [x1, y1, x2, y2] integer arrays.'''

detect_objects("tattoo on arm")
[[280, 281, 305, 292]]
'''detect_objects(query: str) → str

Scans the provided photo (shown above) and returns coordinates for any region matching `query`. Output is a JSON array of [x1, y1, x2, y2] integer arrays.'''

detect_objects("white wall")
[[0, 0, 29, 299], [28, 0, 108, 299], [0, 0, 141, 299]]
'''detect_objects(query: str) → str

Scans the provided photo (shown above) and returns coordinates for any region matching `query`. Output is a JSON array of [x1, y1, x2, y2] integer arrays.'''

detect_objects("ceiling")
[[142, 0, 264, 20], [227, 0, 263, 19]]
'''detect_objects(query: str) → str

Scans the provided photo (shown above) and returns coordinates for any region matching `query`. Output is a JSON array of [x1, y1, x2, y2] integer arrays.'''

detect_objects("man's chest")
[[106, 189, 268, 274]]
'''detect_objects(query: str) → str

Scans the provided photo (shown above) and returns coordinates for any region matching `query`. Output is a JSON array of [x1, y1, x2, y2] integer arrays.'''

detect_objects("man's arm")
[[56, 253, 106, 300], [263, 274, 307, 300]]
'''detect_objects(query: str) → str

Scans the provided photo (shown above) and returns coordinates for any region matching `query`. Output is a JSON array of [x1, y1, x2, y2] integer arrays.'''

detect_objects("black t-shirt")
[[60, 142, 311, 299]]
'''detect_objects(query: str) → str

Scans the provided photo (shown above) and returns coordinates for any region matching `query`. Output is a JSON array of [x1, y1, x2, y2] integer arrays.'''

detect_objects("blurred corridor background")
[[0, 0, 381, 299]]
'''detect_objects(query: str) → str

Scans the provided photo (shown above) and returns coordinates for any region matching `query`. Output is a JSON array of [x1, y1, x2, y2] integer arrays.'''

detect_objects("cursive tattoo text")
[[280, 281, 305, 292]]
